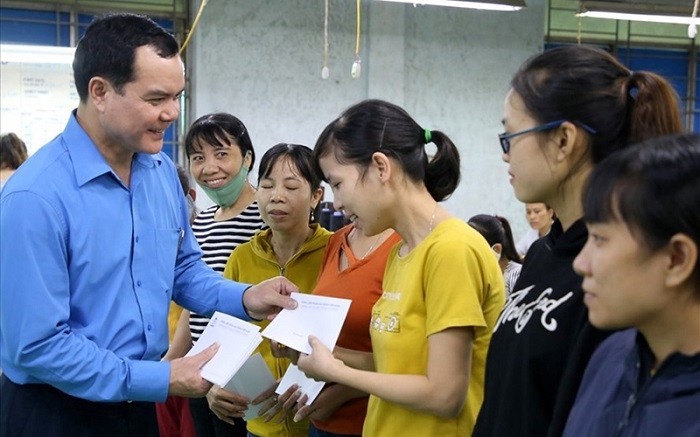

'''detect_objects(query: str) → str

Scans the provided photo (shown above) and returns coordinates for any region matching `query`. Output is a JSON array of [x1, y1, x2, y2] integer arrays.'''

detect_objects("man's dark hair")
[[73, 13, 179, 102]]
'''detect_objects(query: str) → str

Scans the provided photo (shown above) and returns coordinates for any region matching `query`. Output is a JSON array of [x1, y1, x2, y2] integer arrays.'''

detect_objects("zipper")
[[615, 356, 669, 436]]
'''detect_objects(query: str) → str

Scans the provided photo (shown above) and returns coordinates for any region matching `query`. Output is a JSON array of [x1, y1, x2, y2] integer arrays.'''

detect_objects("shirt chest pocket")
[[153, 228, 180, 295]]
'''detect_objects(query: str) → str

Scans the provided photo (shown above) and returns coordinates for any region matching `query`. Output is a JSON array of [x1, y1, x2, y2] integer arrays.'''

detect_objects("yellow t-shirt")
[[167, 301, 184, 341], [223, 224, 332, 437], [363, 218, 505, 436]]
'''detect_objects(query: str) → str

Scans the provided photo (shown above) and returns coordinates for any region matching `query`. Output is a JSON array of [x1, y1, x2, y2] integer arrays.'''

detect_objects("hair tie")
[[424, 128, 432, 144], [629, 70, 634, 77]]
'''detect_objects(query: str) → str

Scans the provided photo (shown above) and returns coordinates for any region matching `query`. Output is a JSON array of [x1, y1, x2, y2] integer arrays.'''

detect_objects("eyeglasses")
[[498, 119, 596, 154]]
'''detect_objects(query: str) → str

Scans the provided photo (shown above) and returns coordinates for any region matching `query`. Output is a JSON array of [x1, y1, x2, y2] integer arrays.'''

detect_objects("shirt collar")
[[64, 110, 163, 187]]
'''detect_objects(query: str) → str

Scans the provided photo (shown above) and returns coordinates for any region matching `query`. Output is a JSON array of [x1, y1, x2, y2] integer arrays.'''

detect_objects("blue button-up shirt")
[[0, 112, 250, 402]]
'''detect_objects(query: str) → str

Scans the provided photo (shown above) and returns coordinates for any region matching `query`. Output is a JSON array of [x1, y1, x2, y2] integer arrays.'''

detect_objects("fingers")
[[168, 344, 220, 397], [270, 341, 300, 363], [294, 404, 313, 423], [270, 340, 285, 359], [251, 382, 279, 405], [296, 352, 311, 373], [307, 335, 322, 349], [260, 384, 300, 423], [196, 342, 220, 367], [212, 410, 237, 426], [207, 385, 250, 414], [211, 404, 245, 425], [243, 277, 299, 321], [281, 387, 303, 412], [259, 394, 280, 420], [272, 275, 300, 297]]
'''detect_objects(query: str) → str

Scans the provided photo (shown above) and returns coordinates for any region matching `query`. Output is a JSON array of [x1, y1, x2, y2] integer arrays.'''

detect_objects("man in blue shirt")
[[0, 13, 297, 436]]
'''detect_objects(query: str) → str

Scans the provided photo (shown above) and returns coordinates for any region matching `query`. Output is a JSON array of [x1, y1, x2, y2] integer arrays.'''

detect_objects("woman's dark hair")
[[583, 133, 700, 292], [259, 143, 322, 224], [73, 13, 179, 102], [512, 45, 683, 164], [468, 214, 521, 264], [313, 99, 461, 202], [184, 113, 256, 170], [175, 164, 192, 195], [0, 133, 28, 170]]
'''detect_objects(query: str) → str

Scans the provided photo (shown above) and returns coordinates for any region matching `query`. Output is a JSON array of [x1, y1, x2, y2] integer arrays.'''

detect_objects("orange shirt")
[[311, 224, 401, 435]]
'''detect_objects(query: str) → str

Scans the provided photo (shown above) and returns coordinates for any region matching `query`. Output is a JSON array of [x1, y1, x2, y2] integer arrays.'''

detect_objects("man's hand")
[[168, 343, 218, 398], [243, 276, 299, 320]]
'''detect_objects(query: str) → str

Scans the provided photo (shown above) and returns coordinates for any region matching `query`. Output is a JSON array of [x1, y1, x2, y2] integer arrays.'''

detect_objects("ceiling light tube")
[[577, 1, 700, 25], [376, 0, 526, 12]]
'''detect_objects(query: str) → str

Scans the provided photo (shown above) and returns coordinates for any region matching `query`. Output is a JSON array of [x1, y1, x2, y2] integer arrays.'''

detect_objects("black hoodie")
[[474, 218, 611, 437]]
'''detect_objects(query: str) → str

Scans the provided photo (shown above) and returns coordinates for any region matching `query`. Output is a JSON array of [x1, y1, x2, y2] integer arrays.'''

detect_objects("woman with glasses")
[[473, 45, 683, 437], [565, 133, 700, 437]]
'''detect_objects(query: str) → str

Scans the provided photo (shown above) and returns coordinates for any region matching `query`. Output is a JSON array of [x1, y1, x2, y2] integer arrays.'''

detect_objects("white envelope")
[[186, 311, 262, 387], [223, 352, 276, 420], [261, 292, 351, 354], [276, 364, 325, 406]]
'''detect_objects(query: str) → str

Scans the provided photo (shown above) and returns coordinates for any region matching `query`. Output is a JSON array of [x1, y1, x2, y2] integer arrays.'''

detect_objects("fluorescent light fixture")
[[0, 44, 75, 64], [376, 0, 526, 12], [577, 1, 700, 25]]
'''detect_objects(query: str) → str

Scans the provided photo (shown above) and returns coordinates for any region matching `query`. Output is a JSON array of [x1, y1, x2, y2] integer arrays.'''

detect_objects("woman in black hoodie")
[[473, 45, 683, 437]]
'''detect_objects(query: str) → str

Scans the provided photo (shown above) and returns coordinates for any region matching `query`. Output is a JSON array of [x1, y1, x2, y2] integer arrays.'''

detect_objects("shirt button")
[[137, 280, 142, 287], [147, 325, 152, 331], [135, 236, 140, 243]]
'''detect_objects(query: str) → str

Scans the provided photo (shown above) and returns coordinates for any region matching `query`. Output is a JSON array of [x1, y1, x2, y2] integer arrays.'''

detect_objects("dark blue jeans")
[[1, 374, 157, 437]]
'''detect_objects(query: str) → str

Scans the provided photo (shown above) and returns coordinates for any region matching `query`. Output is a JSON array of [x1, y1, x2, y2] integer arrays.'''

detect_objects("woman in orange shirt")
[[293, 223, 399, 436]]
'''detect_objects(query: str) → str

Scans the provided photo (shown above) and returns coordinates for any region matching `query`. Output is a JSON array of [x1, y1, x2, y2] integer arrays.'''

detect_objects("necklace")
[[351, 228, 381, 259], [428, 203, 439, 233]]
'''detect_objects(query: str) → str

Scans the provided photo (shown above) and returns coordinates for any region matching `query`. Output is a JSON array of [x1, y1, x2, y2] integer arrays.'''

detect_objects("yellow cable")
[[180, 0, 209, 55]]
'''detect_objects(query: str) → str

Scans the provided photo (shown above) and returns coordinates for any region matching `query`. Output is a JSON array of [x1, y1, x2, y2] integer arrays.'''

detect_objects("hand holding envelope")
[[186, 312, 277, 420], [261, 293, 351, 405], [261, 292, 351, 354], [185, 312, 263, 387]]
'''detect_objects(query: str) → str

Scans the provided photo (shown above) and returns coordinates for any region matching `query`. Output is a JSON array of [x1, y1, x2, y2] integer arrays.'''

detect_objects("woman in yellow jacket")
[[210, 143, 331, 437]]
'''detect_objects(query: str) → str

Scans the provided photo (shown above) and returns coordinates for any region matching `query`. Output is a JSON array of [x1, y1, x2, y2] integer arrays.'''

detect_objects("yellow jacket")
[[223, 224, 332, 437]]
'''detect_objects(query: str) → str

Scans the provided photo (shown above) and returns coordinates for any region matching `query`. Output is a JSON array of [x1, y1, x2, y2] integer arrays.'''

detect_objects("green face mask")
[[198, 156, 250, 208]]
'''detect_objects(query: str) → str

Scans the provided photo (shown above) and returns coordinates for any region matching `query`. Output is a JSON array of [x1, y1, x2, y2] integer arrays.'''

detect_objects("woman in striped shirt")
[[164, 112, 266, 436]]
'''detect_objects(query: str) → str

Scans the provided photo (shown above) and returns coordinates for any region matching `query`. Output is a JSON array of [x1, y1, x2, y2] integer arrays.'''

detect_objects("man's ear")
[[665, 233, 698, 288], [371, 152, 392, 182], [89, 76, 111, 113]]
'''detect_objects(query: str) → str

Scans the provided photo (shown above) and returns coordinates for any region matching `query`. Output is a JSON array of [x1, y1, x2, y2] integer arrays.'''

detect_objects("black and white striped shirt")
[[188, 202, 266, 343]]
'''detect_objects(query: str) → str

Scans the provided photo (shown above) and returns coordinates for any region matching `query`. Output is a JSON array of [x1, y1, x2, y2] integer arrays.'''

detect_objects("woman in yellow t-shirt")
[[297, 99, 506, 436], [206, 143, 331, 437]]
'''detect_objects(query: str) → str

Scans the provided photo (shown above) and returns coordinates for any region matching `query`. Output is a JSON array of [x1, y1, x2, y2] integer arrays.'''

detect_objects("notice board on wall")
[[0, 45, 78, 155]]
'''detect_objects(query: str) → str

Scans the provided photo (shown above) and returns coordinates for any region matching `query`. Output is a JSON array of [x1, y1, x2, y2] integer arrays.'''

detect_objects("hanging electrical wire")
[[322, 0, 330, 79], [351, 0, 362, 79], [180, 0, 209, 54]]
